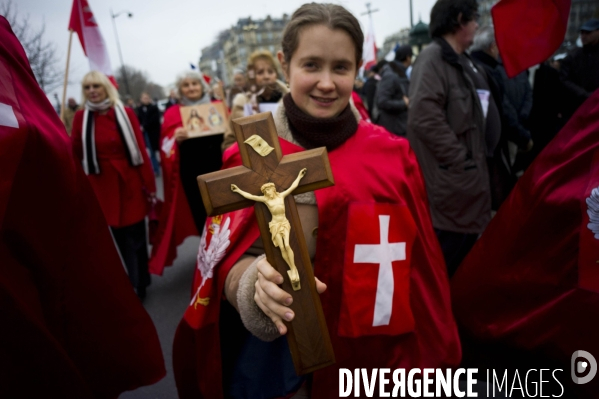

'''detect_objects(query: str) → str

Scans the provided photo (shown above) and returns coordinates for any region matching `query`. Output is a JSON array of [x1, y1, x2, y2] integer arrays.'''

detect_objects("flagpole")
[[60, 29, 74, 124], [110, 8, 133, 97]]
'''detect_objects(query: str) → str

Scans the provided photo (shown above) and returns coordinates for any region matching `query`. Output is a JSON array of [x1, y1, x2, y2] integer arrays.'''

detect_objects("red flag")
[[451, 90, 599, 397], [0, 16, 164, 397], [492, 0, 571, 77], [68, 0, 117, 85]]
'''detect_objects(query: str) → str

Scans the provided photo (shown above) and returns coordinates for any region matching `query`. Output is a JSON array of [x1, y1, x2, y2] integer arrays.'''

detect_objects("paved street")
[[120, 235, 199, 399], [120, 174, 199, 398]]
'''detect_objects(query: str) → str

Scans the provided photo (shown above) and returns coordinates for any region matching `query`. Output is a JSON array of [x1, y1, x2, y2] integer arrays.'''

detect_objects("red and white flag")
[[68, 0, 116, 85], [361, 19, 377, 76]]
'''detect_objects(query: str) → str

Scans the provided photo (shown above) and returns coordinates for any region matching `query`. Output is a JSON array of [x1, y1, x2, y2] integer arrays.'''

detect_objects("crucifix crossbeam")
[[197, 112, 336, 375]]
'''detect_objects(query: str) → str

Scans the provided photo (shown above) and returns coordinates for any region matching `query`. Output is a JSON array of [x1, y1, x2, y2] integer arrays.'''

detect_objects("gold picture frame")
[[180, 102, 228, 138]]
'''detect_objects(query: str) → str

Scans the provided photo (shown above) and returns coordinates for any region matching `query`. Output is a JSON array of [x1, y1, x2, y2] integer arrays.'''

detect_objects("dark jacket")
[[471, 50, 532, 149], [136, 103, 161, 150], [529, 62, 566, 152], [407, 38, 490, 234], [470, 50, 518, 209], [362, 76, 378, 117], [375, 61, 410, 136], [560, 43, 599, 117]]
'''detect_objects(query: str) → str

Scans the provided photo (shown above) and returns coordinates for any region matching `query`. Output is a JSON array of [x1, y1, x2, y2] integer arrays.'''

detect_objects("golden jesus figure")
[[231, 168, 307, 291]]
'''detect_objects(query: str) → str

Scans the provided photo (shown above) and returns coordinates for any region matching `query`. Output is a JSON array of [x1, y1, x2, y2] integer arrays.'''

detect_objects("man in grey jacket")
[[407, 0, 493, 276], [375, 45, 412, 136]]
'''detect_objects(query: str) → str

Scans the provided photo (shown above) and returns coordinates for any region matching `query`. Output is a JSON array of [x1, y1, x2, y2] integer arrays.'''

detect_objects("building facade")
[[380, 28, 411, 60], [566, 0, 599, 45], [199, 30, 228, 84], [199, 14, 289, 86], [477, 0, 498, 29]]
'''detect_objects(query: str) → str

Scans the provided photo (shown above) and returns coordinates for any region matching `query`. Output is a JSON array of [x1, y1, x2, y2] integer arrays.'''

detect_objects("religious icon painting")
[[339, 202, 417, 338], [207, 106, 224, 128], [179, 102, 229, 138]]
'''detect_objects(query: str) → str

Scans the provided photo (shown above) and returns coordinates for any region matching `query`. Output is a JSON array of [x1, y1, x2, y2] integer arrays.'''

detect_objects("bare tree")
[[115, 65, 164, 102], [145, 83, 165, 101], [1, 0, 63, 93]]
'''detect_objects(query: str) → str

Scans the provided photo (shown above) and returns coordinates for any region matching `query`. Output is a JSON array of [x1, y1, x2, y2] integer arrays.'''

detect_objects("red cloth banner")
[[492, 0, 571, 77], [68, 0, 116, 85]]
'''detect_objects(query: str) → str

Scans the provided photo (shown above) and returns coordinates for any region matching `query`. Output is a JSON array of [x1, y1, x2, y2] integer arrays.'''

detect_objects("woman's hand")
[[174, 127, 189, 143], [254, 257, 326, 335]]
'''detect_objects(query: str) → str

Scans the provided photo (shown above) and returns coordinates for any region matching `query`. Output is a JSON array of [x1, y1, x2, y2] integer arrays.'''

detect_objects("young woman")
[[174, 4, 460, 398], [222, 50, 289, 150], [71, 71, 156, 299], [149, 71, 230, 275]]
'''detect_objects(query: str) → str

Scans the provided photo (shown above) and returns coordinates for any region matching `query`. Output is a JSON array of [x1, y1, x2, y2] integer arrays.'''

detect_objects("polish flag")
[[361, 20, 377, 76], [68, 0, 116, 85]]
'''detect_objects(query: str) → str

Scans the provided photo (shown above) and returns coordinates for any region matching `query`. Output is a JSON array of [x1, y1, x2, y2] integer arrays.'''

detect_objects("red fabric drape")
[[492, 0, 571, 77], [0, 16, 164, 397], [452, 91, 599, 397]]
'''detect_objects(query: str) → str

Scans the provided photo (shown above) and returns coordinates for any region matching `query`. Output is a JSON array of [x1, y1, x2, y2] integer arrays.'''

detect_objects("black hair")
[[394, 45, 413, 62], [429, 0, 479, 38]]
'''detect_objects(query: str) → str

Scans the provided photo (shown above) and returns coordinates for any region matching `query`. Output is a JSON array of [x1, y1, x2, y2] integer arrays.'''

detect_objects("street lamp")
[[110, 9, 133, 97]]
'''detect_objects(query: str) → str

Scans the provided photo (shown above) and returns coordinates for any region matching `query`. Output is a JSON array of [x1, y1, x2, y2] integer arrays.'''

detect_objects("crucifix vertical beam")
[[197, 112, 336, 375]]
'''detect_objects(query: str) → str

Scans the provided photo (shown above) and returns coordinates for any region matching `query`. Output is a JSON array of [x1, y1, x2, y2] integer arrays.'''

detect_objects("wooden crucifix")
[[197, 112, 335, 375]]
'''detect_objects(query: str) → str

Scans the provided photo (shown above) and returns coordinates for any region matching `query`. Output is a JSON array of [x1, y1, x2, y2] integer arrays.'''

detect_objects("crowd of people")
[[2, 0, 599, 397]]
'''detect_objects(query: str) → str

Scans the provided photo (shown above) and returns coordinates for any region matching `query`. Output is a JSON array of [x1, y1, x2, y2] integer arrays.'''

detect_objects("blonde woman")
[[71, 71, 156, 299], [222, 50, 289, 150]]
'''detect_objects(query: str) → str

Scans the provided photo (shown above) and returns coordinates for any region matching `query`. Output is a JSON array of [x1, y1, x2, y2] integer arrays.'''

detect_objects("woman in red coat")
[[72, 71, 156, 299], [149, 71, 228, 275]]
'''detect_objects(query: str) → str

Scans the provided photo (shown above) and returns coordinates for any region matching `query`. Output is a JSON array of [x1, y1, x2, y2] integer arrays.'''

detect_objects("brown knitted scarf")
[[283, 93, 357, 151]]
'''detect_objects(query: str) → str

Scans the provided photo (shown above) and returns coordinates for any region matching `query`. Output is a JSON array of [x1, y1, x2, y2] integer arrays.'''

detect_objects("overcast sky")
[[8, 0, 437, 102]]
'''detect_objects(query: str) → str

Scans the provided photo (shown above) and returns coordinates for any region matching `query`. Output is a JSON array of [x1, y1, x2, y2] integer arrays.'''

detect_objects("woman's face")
[[233, 73, 246, 88], [280, 25, 359, 119], [83, 81, 108, 103], [254, 58, 277, 86], [180, 78, 204, 101]]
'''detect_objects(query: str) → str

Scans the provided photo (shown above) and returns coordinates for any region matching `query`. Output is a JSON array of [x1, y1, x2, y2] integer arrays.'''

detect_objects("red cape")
[[352, 91, 371, 122], [0, 16, 164, 397], [173, 121, 460, 398], [452, 90, 599, 396], [71, 106, 156, 227], [149, 105, 199, 274]]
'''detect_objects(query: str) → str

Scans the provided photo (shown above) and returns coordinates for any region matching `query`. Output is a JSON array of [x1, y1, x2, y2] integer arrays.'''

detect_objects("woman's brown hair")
[[281, 3, 364, 66], [248, 50, 279, 71]]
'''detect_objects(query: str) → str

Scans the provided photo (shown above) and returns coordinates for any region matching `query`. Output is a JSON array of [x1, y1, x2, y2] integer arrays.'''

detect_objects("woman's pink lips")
[[310, 95, 336, 107]]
